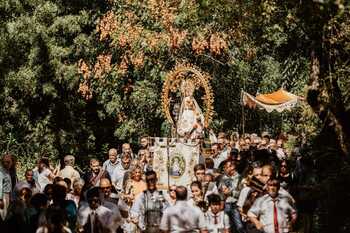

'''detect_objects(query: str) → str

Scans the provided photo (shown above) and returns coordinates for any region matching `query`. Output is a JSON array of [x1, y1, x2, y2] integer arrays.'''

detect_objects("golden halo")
[[161, 63, 214, 127]]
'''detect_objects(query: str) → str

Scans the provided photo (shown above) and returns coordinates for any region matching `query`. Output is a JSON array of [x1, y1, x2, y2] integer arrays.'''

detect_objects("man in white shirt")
[[111, 153, 131, 191], [160, 185, 207, 233], [102, 148, 120, 177], [131, 170, 168, 233], [77, 187, 116, 233], [248, 179, 297, 233]]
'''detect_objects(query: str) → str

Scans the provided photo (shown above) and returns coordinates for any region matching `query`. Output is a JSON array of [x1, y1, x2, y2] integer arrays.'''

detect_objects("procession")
[[0, 66, 314, 233], [1, 1, 350, 233]]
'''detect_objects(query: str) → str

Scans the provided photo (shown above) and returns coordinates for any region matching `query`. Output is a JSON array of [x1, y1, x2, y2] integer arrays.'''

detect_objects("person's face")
[[267, 182, 279, 198], [280, 162, 288, 174], [88, 196, 100, 210], [146, 174, 157, 191], [100, 181, 112, 197], [122, 155, 131, 169], [261, 168, 272, 184], [277, 139, 283, 147], [217, 138, 225, 149], [122, 144, 131, 154], [25, 171, 34, 182], [140, 138, 148, 148], [108, 150, 118, 163], [210, 203, 221, 214], [252, 168, 263, 183], [2, 156, 13, 170], [224, 161, 235, 176], [90, 162, 100, 174], [191, 185, 202, 198], [168, 185, 177, 199], [195, 169, 205, 182], [203, 175, 213, 186], [133, 168, 142, 181], [19, 188, 31, 202], [73, 183, 83, 195], [244, 138, 251, 145], [211, 145, 219, 157]]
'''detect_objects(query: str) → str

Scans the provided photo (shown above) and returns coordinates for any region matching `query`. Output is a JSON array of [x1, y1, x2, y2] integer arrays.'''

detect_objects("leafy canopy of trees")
[[1, 0, 349, 169]]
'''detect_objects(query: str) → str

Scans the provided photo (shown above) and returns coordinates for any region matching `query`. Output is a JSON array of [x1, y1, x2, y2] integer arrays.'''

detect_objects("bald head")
[[100, 178, 111, 188], [99, 178, 112, 198]]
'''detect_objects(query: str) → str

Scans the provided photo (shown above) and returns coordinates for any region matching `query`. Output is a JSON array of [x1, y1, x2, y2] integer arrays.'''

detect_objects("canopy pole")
[[240, 89, 246, 136]]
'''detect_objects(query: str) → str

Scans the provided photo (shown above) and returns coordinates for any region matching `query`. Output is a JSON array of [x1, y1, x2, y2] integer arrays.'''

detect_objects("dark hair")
[[39, 157, 50, 168], [30, 193, 48, 209], [63, 178, 72, 188], [86, 187, 100, 200], [176, 186, 187, 200], [190, 181, 202, 190], [194, 163, 205, 172], [207, 194, 221, 205], [204, 158, 214, 169], [145, 170, 157, 178]]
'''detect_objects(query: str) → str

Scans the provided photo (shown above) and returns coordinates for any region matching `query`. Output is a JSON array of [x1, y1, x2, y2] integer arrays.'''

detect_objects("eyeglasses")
[[169, 189, 176, 192]]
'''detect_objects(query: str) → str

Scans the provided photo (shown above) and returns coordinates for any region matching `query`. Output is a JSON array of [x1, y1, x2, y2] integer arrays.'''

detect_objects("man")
[[248, 179, 297, 233], [121, 143, 134, 159], [131, 170, 168, 233], [77, 187, 115, 233], [83, 159, 110, 188], [103, 148, 119, 177], [99, 178, 129, 218], [211, 143, 226, 169], [0, 153, 14, 220], [16, 169, 41, 195], [260, 165, 294, 202], [111, 153, 131, 191], [160, 185, 207, 233], [140, 136, 149, 150], [58, 155, 80, 184], [218, 159, 246, 233], [193, 164, 217, 199]]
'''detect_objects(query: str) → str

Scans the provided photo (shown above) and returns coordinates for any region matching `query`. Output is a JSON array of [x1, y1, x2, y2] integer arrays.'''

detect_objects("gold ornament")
[[161, 63, 214, 127]]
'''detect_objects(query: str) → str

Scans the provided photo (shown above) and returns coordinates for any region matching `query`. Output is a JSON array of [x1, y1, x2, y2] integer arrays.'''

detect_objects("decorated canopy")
[[241, 89, 302, 113]]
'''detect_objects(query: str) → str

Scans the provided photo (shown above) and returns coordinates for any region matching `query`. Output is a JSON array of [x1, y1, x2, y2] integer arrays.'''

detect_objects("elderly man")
[[160, 185, 207, 233], [103, 148, 119, 177], [111, 153, 131, 191], [58, 155, 80, 184], [248, 179, 297, 233]]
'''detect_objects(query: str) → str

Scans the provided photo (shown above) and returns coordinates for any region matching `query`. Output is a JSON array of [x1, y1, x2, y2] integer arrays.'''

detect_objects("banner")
[[152, 137, 200, 189]]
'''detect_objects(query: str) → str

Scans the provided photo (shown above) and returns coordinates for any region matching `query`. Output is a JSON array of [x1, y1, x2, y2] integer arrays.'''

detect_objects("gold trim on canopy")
[[242, 89, 302, 113]]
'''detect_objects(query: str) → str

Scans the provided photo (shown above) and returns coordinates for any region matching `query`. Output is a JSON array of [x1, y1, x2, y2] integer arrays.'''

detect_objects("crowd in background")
[[0, 132, 318, 233]]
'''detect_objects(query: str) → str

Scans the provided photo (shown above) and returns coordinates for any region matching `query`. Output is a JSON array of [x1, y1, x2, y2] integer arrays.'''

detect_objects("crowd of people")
[[0, 133, 318, 233]]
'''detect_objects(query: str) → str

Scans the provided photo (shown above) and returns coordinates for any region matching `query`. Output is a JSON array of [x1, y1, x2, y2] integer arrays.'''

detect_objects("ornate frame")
[[161, 64, 214, 128]]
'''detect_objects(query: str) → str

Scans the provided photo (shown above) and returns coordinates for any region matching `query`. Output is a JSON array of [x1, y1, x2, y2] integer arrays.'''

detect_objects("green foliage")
[[1, 0, 348, 176]]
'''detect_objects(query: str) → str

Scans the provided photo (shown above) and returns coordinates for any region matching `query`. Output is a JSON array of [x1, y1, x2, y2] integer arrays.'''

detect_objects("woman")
[[188, 181, 207, 212], [123, 166, 147, 206], [38, 158, 55, 192]]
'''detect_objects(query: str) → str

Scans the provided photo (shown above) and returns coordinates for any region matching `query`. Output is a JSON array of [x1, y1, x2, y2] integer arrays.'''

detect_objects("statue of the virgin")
[[176, 80, 204, 139]]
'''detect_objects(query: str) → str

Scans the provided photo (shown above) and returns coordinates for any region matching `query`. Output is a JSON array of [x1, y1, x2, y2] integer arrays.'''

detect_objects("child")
[[205, 194, 230, 233]]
